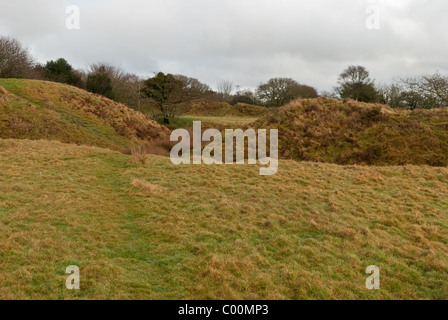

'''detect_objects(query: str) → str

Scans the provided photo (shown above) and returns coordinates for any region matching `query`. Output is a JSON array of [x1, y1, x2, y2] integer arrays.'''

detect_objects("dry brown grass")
[[0, 85, 8, 95], [185, 99, 267, 117], [130, 179, 166, 196], [253, 97, 448, 166], [0, 138, 447, 300], [129, 145, 149, 165], [122, 128, 212, 161], [0, 79, 170, 150], [124, 137, 174, 158]]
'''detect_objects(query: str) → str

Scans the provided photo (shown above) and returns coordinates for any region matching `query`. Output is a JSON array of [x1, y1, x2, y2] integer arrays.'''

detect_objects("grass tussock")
[[253, 98, 448, 166], [130, 179, 167, 196], [0, 138, 447, 300], [0, 79, 170, 150], [123, 137, 175, 159]]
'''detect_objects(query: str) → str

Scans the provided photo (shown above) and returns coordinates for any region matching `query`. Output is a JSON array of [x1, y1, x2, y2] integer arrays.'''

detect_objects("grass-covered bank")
[[0, 79, 169, 150], [0, 139, 447, 299]]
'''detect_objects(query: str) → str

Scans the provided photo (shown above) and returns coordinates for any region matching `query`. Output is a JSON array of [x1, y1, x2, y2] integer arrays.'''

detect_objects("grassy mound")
[[185, 99, 268, 117], [0, 138, 447, 299], [253, 98, 448, 166], [0, 79, 170, 150]]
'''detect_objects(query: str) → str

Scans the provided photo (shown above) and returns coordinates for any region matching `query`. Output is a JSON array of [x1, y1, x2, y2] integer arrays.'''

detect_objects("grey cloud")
[[1, 0, 447, 91]]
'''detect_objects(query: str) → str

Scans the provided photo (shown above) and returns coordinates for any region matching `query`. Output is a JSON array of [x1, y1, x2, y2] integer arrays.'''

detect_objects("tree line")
[[328, 65, 448, 110], [2, 36, 448, 124]]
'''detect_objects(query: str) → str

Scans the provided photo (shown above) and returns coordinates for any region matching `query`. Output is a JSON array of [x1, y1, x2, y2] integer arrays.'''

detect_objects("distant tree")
[[402, 72, 448, 108], [89, 63, 136, 105], [378, 83, 405, 108], [295, 84, 319, 99], [89, 63, 126, 83], [174, 75, 212, 99], [379, 82, 440, 110], [86, 66, 114, 99], [0, 36, 35, 78], [335, 65, 378, 102], [142, 72, 189, 124], [400, 90, 438, 110], [85, 63, 159, 114], [231, 88, 260, 105], [320, 90, 338, 99], [43, 58, 81, 86], [217, 80, 234, 102], [256, 77, 318, 107]]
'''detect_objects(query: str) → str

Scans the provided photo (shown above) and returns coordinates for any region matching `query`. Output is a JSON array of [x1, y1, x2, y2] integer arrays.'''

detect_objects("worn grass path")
[[0, 139, 447, 299]]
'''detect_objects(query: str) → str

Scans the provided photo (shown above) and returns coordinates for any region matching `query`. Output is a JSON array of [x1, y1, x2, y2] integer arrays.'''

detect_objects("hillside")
[[0, 79, 170, 150], [0, 139, 447, 299], [253, 98, 448, 166], [185, 99, 268, 117]]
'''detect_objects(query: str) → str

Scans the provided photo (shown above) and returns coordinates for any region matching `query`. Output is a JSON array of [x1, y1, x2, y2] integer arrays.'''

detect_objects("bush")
[[0, 36, 35, 78], [86, 66, 114, 99], [42, 58, 82, 86]]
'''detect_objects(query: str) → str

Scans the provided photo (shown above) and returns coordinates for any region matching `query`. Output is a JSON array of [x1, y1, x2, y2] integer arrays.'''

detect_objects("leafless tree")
[[257, 77, 318, 107], [0, 36, 35, 78], [88, 63, 154, 112], [335, 65, 377, 102], [402, 72, 448, 107], [217, 80, 234, 102], [174, 74, 211, 99]]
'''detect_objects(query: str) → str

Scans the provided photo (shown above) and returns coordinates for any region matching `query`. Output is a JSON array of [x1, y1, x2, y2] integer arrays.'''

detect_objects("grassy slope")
[[0, 79, 169, 150], [1, 139, 447, 299], [176, 100, 266, 130], [185, 100, 267, 117], [253, 98, 448, 166], [175, 115, 259, 130]]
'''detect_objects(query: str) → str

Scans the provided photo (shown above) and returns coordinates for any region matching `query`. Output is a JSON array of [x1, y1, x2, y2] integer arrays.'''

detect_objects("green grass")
[[184, 99, 267, 118], [0, 79, 169, 150], [0, 139, 447, 299], [1, 82, 448, 300], [174, 116, 259, 129]]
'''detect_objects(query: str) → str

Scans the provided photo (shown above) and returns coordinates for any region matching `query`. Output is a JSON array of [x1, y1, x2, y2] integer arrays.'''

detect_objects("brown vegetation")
[[0, 79, 170, 150], [185, 99, 268, 117], [253, 97, 448, 166], [0, 139, 447, 299]]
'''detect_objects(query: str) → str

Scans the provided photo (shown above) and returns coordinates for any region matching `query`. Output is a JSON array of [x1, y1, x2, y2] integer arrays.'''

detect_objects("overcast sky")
[[1, 0, 447, 92]]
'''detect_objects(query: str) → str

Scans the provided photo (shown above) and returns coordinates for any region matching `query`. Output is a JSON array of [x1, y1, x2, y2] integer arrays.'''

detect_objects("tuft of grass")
[[130, 179, 166, 196], [0, 138, 447, 300], [129, 145, 149, 165], [122, 137, 175, 160]]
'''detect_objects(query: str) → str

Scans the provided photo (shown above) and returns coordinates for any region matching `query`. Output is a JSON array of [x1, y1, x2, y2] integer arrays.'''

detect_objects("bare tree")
[[402, 72, 448, 107], [377, 77, 447, 110], [335, 65, 378, 102], [0, 36, 35, 78], [377, 82, 406, 108], [257, 77, 317, 107], [232, 88, 259, 105], [320, 90, 338, 99], [217, 80, 234, 102], [174, 75, 211, 99], [87, 63, 154, 112]]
